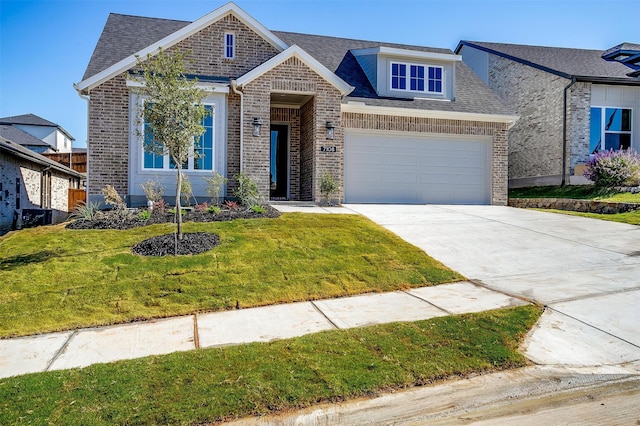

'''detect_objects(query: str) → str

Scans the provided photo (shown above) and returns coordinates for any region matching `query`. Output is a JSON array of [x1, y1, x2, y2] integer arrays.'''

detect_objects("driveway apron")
[[346, 204, 640, 369]]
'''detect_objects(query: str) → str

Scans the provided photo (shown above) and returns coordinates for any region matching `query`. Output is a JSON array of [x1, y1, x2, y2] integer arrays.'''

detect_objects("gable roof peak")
[[76, 2, 289, 93]]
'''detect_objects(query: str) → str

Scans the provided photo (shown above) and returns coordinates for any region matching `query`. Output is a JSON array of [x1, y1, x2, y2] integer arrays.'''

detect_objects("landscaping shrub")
[[233, 172, 261, 208], [203, 171, 227, 204], [320, 172, 339, 205], [70, 201, 101, 221], [140, 179, 164, 204], [584, 149, 640, 187]]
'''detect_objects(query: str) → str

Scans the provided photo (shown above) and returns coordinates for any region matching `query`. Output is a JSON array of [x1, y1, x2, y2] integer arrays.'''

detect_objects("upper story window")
[[143, 104, 215, 171], [224, 33, 235, 59], [590, 107, 632, 153], [391, 62, 443, 94]]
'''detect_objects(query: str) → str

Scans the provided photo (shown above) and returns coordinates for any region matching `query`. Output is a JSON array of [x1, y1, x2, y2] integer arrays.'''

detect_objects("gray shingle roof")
[[0, 113, 75, 140], [0, 125, 52, 148], [458, 41, 640, 82], [81, 13, 514, 117], [82, 13, 189, 80], [0, 135, 83, 178]]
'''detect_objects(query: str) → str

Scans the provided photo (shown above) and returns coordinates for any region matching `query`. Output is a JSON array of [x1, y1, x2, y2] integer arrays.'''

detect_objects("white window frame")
[[590, 105, 633, 153], [224, 32, 235, 60], [140, 100, 216, 173], [389, 61, 443, 95]]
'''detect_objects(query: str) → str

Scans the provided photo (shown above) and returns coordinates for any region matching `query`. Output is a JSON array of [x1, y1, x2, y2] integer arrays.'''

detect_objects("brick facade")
[[568, 82, 592, 172], [342, 113, 510, 205], [241, 56, 342, 202], [487, 55, 568, 186], [86, 14, 281, 197]]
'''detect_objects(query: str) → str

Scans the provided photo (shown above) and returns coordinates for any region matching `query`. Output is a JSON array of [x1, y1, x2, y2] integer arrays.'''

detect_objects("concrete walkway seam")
[[548, 306, 640, 350], [45, 330, 76, 372], [309, 301, 340, 330], [468, 278, 541, 306], [193, 315, 200, 349], [400, 289, 454, 315]]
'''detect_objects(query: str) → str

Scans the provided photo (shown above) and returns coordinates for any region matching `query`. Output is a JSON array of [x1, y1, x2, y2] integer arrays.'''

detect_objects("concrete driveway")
[[346, 204, 640, 370]]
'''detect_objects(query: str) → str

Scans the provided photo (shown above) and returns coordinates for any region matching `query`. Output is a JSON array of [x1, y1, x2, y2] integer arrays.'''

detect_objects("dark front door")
[[270, 124, 289, 200]]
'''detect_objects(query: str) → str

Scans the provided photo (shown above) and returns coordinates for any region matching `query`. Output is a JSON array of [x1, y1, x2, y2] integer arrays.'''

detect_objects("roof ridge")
[[107, 12, 190, 24]]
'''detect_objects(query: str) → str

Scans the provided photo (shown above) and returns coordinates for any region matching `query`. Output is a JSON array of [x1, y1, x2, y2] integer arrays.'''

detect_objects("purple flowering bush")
[[583, 149, 640, 187]]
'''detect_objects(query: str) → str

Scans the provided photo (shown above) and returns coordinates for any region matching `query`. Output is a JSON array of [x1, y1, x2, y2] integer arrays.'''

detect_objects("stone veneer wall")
[[0, 151, 78, 231], [488, 55, 568, 186], [86, 14, 281, 197], [509, 197, 640, 214], [342, 112, 510, 205]]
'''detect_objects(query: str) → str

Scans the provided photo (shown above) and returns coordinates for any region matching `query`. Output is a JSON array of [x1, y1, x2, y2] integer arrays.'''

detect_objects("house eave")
[[341, 102, 519, 129], [74, 2, 289, 93]]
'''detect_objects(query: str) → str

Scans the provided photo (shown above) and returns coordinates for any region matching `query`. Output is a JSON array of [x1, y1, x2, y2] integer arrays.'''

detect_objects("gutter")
[[77, 90, 91, 192], [230, 81, 244, 172], [561, 77, 577, 186]]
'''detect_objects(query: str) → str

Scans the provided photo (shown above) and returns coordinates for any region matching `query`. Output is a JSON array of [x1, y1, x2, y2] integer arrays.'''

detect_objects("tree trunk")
[[176, 163, 183, 241]]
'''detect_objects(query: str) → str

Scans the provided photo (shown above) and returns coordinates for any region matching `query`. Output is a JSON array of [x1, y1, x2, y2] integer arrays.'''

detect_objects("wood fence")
[[42, 152, 87, 173], [68, 189, 86, 212]]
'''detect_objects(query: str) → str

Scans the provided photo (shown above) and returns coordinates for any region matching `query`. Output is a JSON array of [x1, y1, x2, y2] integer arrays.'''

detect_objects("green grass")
[[0, 306, 541, 425], [0, 213, 462, 337], [509, 185, 640, 203]]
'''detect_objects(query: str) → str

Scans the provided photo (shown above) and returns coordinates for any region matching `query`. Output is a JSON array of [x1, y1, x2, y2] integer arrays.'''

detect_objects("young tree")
[[130, 48, 208, 240]]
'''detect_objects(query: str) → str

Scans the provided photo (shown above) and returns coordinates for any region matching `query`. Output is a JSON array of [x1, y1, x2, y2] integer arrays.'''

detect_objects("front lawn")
[[0, 306, 540, 425], [0, 213, 462, 337]]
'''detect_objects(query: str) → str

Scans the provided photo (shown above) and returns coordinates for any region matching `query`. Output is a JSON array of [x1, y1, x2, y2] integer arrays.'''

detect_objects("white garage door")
[[344, 130, 491, 204]]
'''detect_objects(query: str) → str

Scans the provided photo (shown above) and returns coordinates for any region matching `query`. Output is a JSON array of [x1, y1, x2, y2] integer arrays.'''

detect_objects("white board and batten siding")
[[344, 129, 491, 204]]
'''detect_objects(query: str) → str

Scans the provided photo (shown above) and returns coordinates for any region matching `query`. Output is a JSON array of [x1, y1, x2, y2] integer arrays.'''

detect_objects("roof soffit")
[[75, 2, 289, 93]]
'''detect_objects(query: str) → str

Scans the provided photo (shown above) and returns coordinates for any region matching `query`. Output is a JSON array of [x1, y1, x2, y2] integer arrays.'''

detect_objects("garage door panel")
[[345, 131, 491, 204]]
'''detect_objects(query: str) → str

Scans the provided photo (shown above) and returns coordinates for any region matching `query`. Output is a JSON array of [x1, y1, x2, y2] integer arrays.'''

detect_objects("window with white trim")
[[224, 33, 235, 59], [143, 104, 215, 171], [590, 107, 632, 153], [391, 62, 443, 94]]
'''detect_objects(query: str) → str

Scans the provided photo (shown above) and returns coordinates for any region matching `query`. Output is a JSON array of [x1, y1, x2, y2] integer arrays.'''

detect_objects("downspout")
[[230, 81, 244, 173], [562, 77, 577, 186]]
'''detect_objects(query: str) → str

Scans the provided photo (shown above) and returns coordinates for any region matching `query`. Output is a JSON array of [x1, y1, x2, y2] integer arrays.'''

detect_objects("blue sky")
[[1, 0, 638, 148]]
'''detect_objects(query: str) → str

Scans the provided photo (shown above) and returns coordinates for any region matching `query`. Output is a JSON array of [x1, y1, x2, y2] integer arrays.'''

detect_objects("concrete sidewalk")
[[0, 281, 526, 379]]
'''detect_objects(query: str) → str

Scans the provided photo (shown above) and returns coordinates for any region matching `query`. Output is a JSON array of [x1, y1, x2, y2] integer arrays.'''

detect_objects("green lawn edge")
[[509, 185, 640, 203], [0, 305, 541, 425], [0, 213, 463, 337]]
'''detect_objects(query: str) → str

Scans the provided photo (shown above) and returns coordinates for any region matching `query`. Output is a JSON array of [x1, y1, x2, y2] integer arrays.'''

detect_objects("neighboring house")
[[0, 136, 84, 233], [0, 113, 75, 154], [75, 2, 517, 206], [456, 41, 640, 187]]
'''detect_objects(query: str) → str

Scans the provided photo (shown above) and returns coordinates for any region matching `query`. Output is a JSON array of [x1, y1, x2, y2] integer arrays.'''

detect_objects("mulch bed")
[[131, 232, 220, 256], [66, 205, 281, 231], [66, 205, 281, 256]]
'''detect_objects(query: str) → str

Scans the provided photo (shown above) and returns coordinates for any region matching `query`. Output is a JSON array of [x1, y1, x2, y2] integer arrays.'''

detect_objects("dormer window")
[[390, 62, 443, 94], [224, 33, 235, 59]]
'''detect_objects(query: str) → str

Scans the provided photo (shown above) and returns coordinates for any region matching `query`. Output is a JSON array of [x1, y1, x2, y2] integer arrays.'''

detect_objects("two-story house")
[[0, 114, 75, 154], [75, 2, 517, 206]]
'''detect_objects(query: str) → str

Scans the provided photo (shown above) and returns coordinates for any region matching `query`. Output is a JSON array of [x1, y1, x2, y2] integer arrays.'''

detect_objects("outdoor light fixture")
[[325, 121, 335, 140], [252, 117, 262, 137]]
